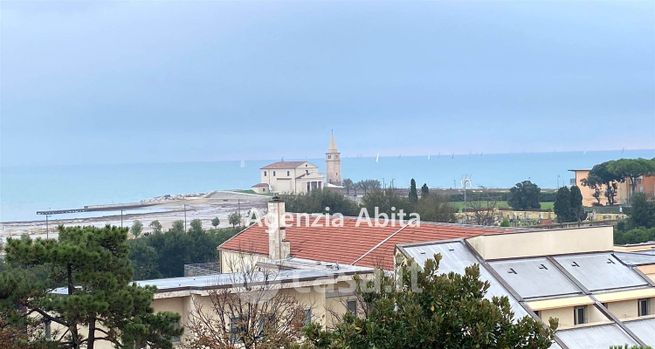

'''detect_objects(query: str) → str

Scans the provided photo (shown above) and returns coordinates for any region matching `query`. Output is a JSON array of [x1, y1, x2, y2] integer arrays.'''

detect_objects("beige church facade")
[[254, 132, 342, 194]]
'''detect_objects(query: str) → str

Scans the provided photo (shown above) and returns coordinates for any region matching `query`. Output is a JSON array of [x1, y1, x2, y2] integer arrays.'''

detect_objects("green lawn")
[[452, 201, 554, 211]]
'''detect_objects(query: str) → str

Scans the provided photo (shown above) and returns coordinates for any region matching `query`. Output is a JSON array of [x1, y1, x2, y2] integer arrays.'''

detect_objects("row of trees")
[[341, 179, 381, 196], [128, 219, 240, 279], [283, 180, 456, 223], [583, 158, 655, 206]]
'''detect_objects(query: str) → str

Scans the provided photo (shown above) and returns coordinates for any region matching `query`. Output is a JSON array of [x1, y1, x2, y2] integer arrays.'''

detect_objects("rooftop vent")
[[606, 258, 615, 265], [571, 261, 580, 267], [508, 268, 518, 275], [538, 264, 548, 270]]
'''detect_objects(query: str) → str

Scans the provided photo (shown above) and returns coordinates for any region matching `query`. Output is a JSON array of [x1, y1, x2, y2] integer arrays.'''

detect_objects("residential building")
[[569, 169, 655, 206]]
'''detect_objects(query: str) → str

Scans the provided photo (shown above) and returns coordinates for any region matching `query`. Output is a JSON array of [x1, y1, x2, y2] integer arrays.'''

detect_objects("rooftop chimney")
[[268, 196, 290, 260]]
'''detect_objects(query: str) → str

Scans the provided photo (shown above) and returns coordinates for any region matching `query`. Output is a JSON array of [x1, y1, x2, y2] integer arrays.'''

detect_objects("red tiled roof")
[[219, 217, 508, 270], [251, 183, 270, 188]]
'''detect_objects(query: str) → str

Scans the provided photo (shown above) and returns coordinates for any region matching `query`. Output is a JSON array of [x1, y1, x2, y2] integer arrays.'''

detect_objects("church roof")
[[261, 161, 308, 169]]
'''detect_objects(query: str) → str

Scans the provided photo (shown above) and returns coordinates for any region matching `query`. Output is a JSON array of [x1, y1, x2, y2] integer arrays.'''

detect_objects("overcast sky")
[[1, 1, 654, 166]]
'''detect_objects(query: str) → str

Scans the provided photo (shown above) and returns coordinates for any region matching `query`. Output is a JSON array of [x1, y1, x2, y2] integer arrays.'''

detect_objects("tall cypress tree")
[[409, 179, 419, 203], [554, 186, 572, 222]]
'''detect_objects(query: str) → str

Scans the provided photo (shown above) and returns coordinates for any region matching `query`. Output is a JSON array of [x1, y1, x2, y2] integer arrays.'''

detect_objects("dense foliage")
[[0, 225, 182, 349], [554, 186, 586, 223], [300, 254, 556, 348], [614, 193, 655, 244], [128, 220, 240, 279], [507, 180, 541, 210], [583, 158, 655, 206], [282, 189, 360, 216], [362, 187, 457, 223]]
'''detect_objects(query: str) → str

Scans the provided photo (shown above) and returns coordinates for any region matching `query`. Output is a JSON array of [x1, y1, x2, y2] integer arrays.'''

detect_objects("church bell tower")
[[326, 130, 341, 185]]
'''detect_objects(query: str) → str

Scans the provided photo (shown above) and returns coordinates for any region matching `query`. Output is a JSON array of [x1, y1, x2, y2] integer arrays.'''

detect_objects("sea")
[[1, 149, 653, 223]]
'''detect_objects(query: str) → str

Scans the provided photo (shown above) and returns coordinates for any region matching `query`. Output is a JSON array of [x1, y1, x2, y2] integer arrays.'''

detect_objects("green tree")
[[420, 183, 430, 199], [569, 185, 586, 222], [189, 219, 203, 234], [149, 220, 163, 234], [130, 220, 144, 238], [211, 217, 220, 228], [282, 190, 359, 216], [303, 254, 556, 348], [356, 179, 381, 195], [554, 187, 573, 222], [609, 158, 655, 197], [170, 220, 185, 233], [228, 212, 242, 228], [584, 161, 622, 206], [508, 180, 541, 210], [408, 179, 419, 203], [0, 225, 182, 349], [342, 178, 355, 196], [129, 239, 161, 280], [629, 193, 655, 228]]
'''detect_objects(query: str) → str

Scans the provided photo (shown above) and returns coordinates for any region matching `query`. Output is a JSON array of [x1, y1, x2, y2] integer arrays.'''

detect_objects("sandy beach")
[[0, 191, 270, 243]]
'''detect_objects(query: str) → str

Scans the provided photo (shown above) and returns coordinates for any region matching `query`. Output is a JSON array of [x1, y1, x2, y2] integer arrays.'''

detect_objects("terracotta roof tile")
[[220, 217, 509, 270]]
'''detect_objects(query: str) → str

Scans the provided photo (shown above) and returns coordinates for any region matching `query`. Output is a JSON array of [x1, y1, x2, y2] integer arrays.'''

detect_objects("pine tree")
[[0, 225, 182, 348], [409, 178, 419, 203]]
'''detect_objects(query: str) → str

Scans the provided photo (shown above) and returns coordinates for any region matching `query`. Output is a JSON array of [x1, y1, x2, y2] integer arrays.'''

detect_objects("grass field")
[[452, 201, 554, 211]]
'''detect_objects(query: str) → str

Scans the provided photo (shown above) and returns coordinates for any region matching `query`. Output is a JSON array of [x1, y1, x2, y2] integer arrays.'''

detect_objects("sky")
[[1, 0, 654, 166]]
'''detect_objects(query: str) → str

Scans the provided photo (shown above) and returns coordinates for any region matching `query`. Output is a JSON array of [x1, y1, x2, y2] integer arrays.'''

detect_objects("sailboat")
[[427, 154, 431, 160], [240, 159, 246, 168], [375, 153, 380, 163]]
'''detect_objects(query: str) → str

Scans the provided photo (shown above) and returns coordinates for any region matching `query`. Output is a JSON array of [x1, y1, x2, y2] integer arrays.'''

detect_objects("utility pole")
[[45, 214, 49, 239], [120, 209, 123, 228], [184, 204, 187, 231]]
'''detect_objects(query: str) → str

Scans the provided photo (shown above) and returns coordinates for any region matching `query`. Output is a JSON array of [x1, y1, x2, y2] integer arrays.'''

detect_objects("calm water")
[[1, 150, 653, 222]]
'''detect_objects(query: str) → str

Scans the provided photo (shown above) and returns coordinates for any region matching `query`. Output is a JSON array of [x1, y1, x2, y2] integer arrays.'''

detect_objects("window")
[[273, 171, 276, 176], [347, 300, 357, 314], [574, 306, 586, 325], [638, 298, 651, 317], [306, 170, 309, 175], [328, 154, 331, 159], [287, 171, 290, 176], [304, 308, 312, 325]]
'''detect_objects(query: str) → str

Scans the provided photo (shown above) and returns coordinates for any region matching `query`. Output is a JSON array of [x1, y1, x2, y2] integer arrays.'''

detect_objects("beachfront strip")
[[57, 198, 655, 348]]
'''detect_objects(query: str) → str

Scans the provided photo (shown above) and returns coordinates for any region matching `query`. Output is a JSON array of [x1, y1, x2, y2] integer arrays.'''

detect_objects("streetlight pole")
[[45, 215, 49, 239], [184, 204, 187, 231], [120, 210, 123, 228]]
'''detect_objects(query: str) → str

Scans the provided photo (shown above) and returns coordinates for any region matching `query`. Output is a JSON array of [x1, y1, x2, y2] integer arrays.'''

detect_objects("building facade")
[[570, 169, 655, 206], [258, 161, 323, 194]]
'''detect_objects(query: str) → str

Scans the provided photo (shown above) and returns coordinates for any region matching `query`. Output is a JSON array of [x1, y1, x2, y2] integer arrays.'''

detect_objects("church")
[[252, 132, 342, 194]]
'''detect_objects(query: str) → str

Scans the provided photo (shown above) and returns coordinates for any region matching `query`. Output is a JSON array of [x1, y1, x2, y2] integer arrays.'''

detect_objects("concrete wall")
[[467, 226, 614, 260], [538, 305, 608, 329], [220, 250, 269, 273]]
